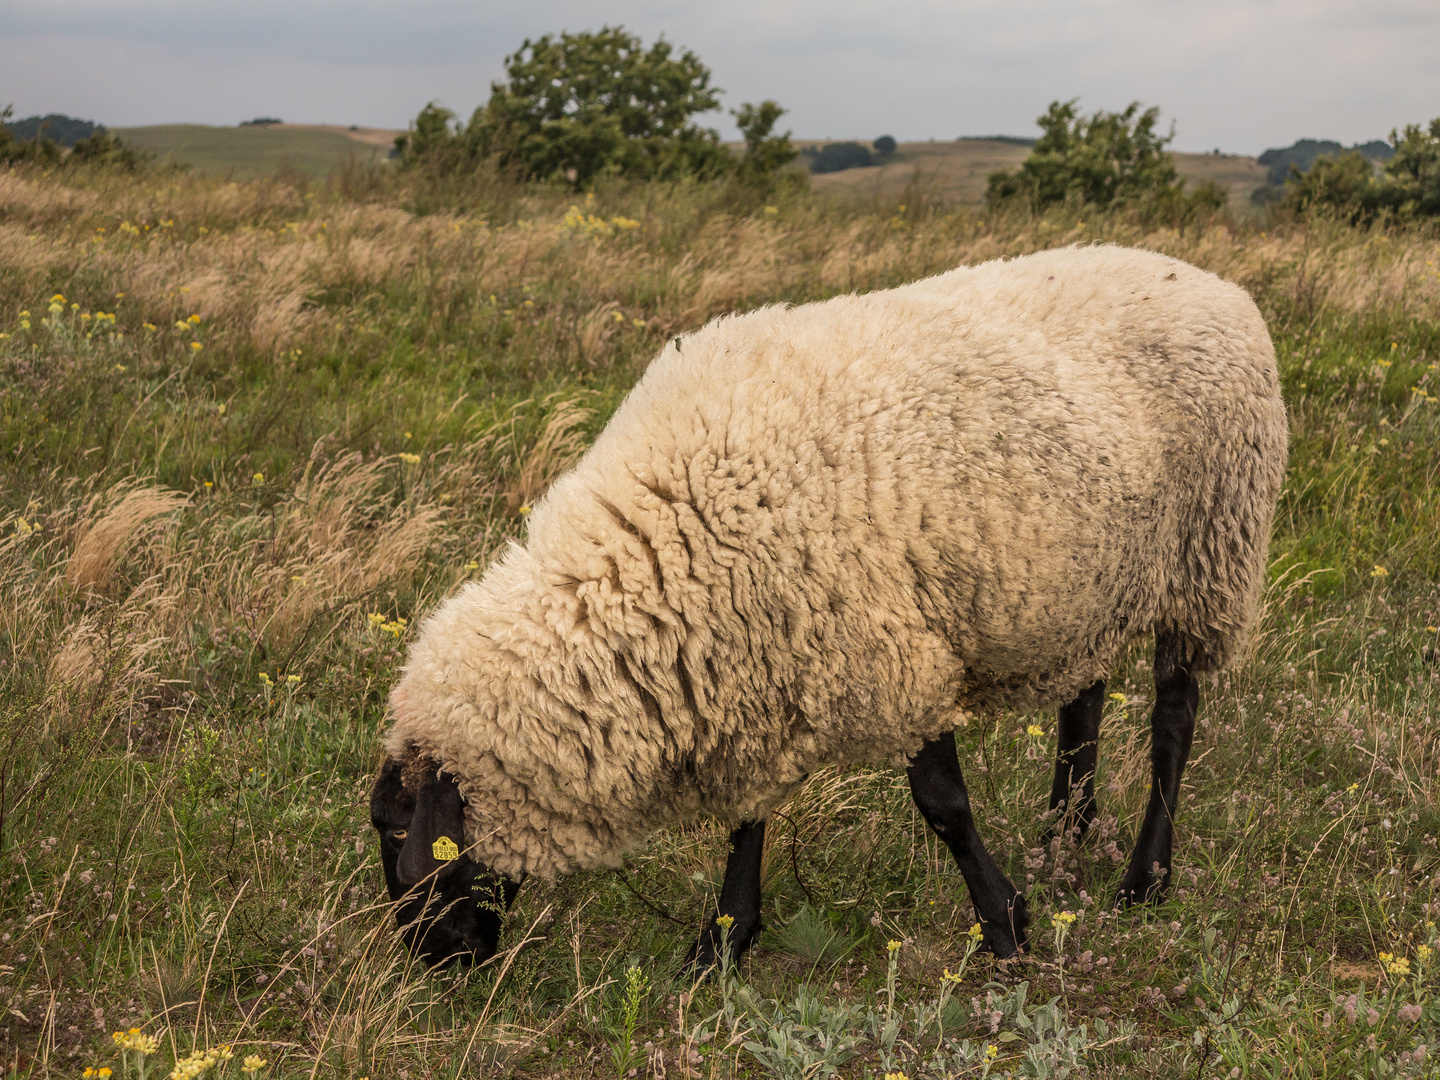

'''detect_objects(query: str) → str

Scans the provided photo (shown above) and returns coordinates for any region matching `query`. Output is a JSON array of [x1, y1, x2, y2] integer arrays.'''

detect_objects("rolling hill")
[[807, 139, 1269, 210], [114, 123, 398, 178]]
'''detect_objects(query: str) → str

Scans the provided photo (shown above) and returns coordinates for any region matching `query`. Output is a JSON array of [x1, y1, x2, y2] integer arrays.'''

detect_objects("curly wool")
[[384, 244, 1288, 880]]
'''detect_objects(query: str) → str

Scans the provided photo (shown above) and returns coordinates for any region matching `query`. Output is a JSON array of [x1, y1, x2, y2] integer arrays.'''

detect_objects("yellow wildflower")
[[191, 341, 203, 351], [1384, 954, 1411, 977], [985, 1044, 999, 1061], [367, 612, 386, 628], [398, 452, 421, 465], [1051, 910, 1077, 928], [1417, 944, 1433, 964], [50, 293, 64, 303], [465, 561, 480, 571], [252, 472, 264, 484], [632, 318, 646, 328], [1026, 724, 1045, 737], [716, 913, 735, 932], [241, 1057, 268, 1074], [188, 314, 201, 324], [1371, 565, 1388, 579], [968, 922, 983, 943], [518, 504, 532, 515], [286, 674, 300, 684], [887, 939, 902, 953], [1109, 692, 1127, 704], [883, 1073, 909, 1080], [259, 672, 272, 686]]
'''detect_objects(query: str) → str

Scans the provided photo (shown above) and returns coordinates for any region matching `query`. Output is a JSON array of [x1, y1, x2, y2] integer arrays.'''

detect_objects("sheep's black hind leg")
[[682, 820, 765, 976], [1043, 679, 1106, 845], [908, 731, 1028, 958], [1116, 632, 1199, 908]]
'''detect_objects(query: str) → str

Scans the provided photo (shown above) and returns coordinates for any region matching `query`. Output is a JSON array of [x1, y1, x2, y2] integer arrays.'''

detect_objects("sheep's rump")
[[387, 245, 1287, 874]]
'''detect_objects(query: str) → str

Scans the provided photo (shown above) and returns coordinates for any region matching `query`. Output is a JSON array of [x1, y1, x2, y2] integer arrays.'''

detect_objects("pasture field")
[[0, 162, 1439, 1080], [113, 126, 394, 179]]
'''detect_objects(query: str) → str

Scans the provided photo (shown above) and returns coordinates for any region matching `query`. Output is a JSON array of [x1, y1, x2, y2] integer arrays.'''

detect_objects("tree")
[[397, 27, 737, 185], [732, 100, 798, 184], [873, 135, 897, 157], [986, 100, 1186, 211]]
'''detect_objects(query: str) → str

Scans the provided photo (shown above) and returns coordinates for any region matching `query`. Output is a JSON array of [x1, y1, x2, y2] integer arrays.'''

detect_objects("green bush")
[[1284, 118, 1440, 221], [732, 100, 800, 188], [0, 105, 61, 166], [808, 141, 873, 174], [986, 99, 1222, 218], [394, 26, 793, 188]]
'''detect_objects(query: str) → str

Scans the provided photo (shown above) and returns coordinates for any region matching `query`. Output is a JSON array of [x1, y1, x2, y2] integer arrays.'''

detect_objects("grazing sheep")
[[370, 244, 1287, 969]]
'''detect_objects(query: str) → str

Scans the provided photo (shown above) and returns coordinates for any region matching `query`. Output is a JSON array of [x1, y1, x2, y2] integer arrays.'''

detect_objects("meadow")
[[112, 127, 394, 179], [0, 160, 1438, 1079]]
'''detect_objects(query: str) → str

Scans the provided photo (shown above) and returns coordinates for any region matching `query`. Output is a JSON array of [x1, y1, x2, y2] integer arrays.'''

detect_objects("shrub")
[[68, 130, 145, 171], [985, 99, 1183, 211], [808, 141, 873, 174], [732, 100, 800, 187], [1283, 118, 1440, 221], [0, 105, 62, 165], [873, 135, 897, 157]]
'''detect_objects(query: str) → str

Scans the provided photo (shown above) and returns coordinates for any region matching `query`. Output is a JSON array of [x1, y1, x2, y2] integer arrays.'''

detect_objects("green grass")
[[0, 162, 1439, 1078], [114, 125, 391, 178]]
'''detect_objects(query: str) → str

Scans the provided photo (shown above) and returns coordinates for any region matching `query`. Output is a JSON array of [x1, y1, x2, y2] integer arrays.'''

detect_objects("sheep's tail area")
[[1161, 353, 1289, 676]]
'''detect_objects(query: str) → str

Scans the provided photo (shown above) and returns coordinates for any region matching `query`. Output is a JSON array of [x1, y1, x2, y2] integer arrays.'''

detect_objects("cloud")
[[2, 0, 1437, 152]]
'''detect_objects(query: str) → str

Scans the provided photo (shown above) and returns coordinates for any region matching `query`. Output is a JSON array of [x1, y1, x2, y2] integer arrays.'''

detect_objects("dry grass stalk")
[[66, 486, 188, 591]]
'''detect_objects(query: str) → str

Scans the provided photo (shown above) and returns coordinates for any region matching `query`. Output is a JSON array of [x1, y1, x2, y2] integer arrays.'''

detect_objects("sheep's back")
[[503, 245, 1285, 823]]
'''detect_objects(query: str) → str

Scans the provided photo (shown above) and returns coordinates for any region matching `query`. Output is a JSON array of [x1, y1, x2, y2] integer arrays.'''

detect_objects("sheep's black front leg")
[[1043, 679, 1106, 845], [683, 820, 765, 975], [1116, 633, 1199, 907], [908, 731, 1028, 958]]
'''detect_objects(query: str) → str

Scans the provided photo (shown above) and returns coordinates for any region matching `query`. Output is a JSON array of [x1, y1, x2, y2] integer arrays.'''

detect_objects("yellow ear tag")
[[432, 836, 460, 862]]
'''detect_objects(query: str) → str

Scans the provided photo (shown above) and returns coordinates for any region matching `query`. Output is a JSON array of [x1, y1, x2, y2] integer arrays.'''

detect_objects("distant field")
[[115, 123, 397, 178], [809, 139, 1269, 211]]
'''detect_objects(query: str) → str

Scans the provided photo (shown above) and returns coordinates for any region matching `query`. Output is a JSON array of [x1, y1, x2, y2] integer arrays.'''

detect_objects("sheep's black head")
[[369, 756, 521, 969]]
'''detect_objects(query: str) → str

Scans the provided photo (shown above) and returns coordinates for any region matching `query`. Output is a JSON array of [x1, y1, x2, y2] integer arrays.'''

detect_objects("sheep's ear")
[[395, 771, 467, 888]]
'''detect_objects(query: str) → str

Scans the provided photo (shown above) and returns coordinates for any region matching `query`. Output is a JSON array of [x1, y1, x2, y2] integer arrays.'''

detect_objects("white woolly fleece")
[[384, 245, 1288, 880]]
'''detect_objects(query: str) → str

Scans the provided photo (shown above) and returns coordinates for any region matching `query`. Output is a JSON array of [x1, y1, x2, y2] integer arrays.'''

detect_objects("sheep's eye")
[[391, 830, 408, 840]]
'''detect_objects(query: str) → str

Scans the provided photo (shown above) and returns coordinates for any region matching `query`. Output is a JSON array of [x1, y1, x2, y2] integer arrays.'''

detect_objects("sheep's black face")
[[370, 759, 521, 969]]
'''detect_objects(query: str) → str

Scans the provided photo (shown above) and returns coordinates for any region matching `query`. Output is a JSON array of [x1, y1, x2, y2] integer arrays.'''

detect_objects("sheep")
[[369, 244, 1288, 970]]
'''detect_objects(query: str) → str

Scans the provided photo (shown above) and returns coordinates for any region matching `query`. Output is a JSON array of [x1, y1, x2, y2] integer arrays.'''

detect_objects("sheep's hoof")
[[979, 892, 1029, 960], [678, 920, 760, 981], [1114, 869, 1169, 910]]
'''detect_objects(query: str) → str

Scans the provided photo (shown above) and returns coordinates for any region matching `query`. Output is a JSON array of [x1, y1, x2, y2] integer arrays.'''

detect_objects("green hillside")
[[115, 124, 389, 177]]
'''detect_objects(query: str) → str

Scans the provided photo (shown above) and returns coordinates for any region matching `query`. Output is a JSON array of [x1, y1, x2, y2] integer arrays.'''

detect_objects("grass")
[[113, 126, 393, 179], [0, 158, 1439, 1079]]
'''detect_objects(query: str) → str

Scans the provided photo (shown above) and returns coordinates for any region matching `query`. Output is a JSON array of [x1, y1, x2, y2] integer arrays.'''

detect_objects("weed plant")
[[1, 161, 1439, 1077]]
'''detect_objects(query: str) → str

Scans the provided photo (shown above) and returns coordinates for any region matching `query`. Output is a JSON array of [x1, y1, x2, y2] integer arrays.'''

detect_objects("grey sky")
[[2, 0, 1437, 154]]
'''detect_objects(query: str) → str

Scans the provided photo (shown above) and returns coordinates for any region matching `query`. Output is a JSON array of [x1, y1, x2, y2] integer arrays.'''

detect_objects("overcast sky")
[[2, 0, 1437, 154]]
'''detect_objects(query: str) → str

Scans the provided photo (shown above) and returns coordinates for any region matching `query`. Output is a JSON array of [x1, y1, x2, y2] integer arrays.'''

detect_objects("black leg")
[[1044, 680, 1106, 845], [1116, 632, 1199, 907], [683, 820, 766, 974], [908, 731, 1028, 958]]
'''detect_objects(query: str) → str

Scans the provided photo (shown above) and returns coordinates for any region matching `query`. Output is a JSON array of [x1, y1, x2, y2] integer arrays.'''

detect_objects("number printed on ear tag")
[[432, 836, 460, 861]]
